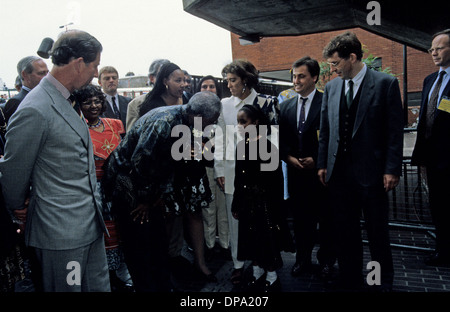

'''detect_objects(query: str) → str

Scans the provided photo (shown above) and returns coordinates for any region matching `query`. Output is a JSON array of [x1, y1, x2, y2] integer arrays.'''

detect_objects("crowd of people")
[[0, 27, 449, 293]]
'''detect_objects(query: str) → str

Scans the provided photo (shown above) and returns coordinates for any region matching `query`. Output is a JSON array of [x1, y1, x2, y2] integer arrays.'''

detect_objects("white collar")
[[346, 63, 367, 86], [232, 88, 257, 106], [297, 88, 316, 103]]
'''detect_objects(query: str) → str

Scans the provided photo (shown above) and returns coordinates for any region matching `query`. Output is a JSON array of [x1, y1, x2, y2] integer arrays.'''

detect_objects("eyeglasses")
[[428, 46, 449, 54], [327, 59, 344, 67], [81, 99, 103, 106]]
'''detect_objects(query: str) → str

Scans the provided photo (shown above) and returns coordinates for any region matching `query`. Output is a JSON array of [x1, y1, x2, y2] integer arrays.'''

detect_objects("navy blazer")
[[279, 90, 323, 163], [317, 68, 404, 187], [103, 95, 131, 129], [411, 71, 450, 169], [4, 88, 29, 123]]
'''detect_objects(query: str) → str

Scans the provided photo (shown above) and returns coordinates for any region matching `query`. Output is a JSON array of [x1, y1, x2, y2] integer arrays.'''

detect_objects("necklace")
[[88, 119, 103, 128]]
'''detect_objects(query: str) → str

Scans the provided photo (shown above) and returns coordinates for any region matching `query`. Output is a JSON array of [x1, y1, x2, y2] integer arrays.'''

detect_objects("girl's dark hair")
[[73, 84, 107, 114], [239, 104, 271, 137], [240, 104, 270, 124], [139, 62, 181, 117], [197, 75, 222, 99], [221, 59, 259, 90]]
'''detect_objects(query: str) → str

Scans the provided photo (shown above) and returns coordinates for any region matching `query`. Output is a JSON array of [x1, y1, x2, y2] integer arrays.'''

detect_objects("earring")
[[242, 84, 246, 94]]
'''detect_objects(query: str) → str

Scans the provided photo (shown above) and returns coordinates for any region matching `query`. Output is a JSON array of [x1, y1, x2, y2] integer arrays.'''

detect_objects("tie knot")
[[348, 80, 354, 87], [300, 97, 308, 105]]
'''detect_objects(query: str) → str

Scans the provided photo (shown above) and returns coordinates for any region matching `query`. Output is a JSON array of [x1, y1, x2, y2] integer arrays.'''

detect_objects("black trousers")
[[328, 156, 394, 287], [426, 165, 450, 258], [115, 203, 172, 292], [288, 170, 335, 266]]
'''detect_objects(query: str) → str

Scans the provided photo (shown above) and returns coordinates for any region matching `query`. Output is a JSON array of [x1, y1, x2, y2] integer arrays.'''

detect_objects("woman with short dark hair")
[[74, 84, 131, 292]]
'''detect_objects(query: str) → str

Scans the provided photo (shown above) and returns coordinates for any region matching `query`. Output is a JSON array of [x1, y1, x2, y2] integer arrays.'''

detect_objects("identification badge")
[[438, 96, 450, 114]]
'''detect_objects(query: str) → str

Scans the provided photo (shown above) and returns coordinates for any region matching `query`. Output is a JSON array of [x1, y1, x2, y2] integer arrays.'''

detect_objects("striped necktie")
[[111, 96, 121, 119], [425, 71, 445, 138]]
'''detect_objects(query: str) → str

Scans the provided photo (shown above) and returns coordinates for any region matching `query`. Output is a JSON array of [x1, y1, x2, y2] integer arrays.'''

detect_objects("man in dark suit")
[[4, 56, 48, 123], [412, 29, 450, 267], [98, 66, 131, 129], [279, 56, 335, 280], [318, 32, 404, 291]]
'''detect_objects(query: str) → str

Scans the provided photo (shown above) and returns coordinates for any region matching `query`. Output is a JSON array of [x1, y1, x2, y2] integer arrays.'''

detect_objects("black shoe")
[[245, 274, 266, 291], [291, 261, 312, 277], [109, 271, 135, 292], [231, 268, 244, 286], [263, 278, 281, 292], [425, 253, 450, 267], [319, 263, 335, 281]]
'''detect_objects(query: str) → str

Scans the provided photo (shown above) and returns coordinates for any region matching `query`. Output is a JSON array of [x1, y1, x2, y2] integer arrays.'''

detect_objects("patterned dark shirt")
[[102, 104, 211, 216]]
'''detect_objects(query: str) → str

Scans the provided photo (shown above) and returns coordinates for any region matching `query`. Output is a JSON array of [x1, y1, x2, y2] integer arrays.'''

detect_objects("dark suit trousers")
[[115, 202, 172, 292], [329, 155, 394, 287], [289, 169, 335, 265], [426, 165, 450, 258]]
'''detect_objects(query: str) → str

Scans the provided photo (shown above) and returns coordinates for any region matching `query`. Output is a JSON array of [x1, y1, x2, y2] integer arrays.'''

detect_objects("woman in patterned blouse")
[[75, 84, 133, 292]]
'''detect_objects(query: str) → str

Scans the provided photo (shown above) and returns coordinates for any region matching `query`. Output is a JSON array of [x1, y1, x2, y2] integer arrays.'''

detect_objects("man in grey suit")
[[317, 32, 404, 292], [0, 30, 110, 292]]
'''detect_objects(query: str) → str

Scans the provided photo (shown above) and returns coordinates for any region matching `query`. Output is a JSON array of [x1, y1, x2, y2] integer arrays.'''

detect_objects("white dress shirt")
[[296, 88, 316, 126], [105, 94, 120, 113], [345, 63, 367, 100]]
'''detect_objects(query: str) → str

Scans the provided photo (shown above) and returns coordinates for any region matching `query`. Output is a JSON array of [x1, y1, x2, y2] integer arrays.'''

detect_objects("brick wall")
[[230, 28, 437, 126], [231, 28, 436, 96]]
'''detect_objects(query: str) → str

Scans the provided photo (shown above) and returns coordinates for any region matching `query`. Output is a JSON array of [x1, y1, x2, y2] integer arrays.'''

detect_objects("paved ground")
[[173, 229, 450, 293], [15, 226, 450, 293]]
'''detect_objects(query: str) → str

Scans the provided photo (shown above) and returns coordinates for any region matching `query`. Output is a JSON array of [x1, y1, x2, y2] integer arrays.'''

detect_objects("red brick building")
[[230, 28, 437, 126]]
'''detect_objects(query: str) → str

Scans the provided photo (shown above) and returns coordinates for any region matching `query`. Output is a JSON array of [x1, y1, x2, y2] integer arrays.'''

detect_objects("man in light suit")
[[318, 32, 404, 291], [412, 29, 450, 267], [0, 30, 110, 292], [3, 55, 49, 123], [98, 66, 131, 130], [279, 56, 335, 280]]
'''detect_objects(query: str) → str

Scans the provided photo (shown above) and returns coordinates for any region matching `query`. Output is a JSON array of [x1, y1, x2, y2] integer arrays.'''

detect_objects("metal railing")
[[362, 128, 435, 251]]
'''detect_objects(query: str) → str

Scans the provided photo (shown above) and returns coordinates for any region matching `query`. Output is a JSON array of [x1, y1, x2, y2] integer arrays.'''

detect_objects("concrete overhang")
[[183, 0, 449, 53]]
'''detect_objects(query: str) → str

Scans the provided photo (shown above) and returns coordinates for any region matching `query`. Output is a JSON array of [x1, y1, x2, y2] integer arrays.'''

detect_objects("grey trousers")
[[33, 235, 111, 292], [203, 167, 229, 250]]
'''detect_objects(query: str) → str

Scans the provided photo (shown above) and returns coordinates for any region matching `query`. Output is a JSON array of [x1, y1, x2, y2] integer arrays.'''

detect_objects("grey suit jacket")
[[317, 68, 404, 186], [0, 76, 106, 250]]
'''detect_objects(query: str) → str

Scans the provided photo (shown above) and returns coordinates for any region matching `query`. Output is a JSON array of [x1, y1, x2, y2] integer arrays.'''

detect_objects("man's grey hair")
[[186, 91, 222, 120], [149, 59, 170, 76], [17, 56, 41, 81]]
